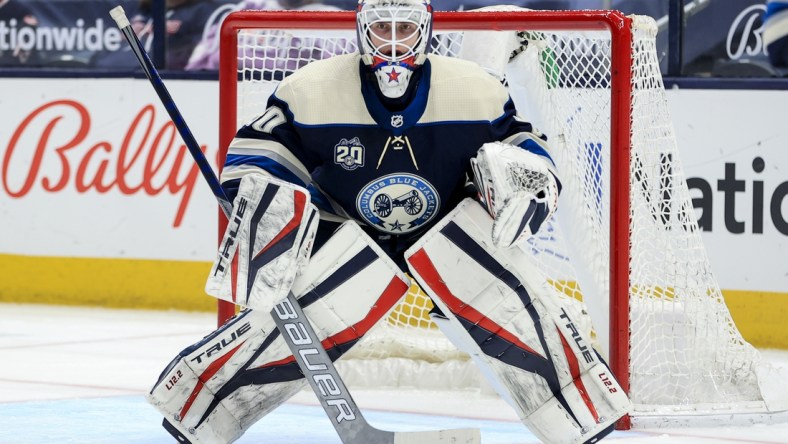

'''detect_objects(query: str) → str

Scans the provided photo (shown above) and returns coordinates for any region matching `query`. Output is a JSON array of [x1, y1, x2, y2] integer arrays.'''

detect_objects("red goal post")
[[216, 9, 787, 430]]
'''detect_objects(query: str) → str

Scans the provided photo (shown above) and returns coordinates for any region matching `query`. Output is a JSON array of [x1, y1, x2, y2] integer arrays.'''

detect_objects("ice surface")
[[1, 303, 787, 443]]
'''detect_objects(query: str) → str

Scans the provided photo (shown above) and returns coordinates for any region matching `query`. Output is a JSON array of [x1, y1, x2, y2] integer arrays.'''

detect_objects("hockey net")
[[217, 9, 787, 428]]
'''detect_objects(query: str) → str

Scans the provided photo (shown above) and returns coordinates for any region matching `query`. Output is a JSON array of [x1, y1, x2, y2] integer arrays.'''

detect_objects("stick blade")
[[394, 428, 481, 444]]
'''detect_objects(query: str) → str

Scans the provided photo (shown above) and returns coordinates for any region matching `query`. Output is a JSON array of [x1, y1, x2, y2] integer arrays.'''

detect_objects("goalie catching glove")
[[205, 173, 318, 313], [471, 141, 560, 248]]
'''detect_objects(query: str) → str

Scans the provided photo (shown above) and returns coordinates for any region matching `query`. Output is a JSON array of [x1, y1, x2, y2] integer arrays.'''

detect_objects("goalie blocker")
[[405, 199, 631, 444], [206, 173, 319, 312]]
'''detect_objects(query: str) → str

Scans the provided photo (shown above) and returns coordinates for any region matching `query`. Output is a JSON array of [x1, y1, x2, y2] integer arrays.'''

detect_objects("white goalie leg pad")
[[289, 221, 411, 344], [149, 221, 409, 443], [148, 309, 301, 444], [405, 199, 631, 444], [206, 173, 319, 312]]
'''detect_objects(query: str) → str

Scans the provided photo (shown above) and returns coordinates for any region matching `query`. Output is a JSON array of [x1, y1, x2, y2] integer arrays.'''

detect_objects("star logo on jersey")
[[356, 174, 440, 235], [386, 68, 401, 83], [389, 220, 405, 231]]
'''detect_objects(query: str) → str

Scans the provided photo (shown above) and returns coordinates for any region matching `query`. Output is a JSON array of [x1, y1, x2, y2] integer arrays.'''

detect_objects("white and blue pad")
[[206, 173, 319, 313], [405, 198, 630, 444], [149, 221, 411, 443]]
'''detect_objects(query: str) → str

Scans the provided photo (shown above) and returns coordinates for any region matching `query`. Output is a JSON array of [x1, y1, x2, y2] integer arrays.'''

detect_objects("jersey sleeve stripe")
[[228, 137, 311, 182], [223, 154, 307, 187]]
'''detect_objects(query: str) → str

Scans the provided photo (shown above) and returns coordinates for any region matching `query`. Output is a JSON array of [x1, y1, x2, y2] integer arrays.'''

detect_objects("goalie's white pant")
[[406, 199, 631, 444], [147, 222, 410, 443]]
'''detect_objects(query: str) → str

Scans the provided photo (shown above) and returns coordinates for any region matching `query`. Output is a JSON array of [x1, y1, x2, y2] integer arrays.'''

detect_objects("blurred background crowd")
[[0, 0, 785, 76]]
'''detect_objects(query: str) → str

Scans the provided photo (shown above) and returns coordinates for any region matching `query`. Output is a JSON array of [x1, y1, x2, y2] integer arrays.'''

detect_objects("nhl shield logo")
[[391, 115, 404, 128], [356, 173, 440, 234]]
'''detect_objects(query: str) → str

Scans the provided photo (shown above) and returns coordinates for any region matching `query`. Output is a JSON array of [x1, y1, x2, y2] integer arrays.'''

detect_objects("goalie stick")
[[109, 7, 479, 444]]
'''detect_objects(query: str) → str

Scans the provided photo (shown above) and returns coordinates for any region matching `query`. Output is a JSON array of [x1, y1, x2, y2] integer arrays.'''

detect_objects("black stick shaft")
[[113, 10, 233, 218]]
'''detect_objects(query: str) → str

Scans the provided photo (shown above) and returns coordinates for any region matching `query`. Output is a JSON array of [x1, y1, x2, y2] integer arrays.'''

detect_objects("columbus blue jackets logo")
[[356, 174, 440, 234], [334, 137, 365, 171]]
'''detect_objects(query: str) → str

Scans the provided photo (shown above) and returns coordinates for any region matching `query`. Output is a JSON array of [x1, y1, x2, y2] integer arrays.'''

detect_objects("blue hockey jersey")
[[222, 52, 555, 259]]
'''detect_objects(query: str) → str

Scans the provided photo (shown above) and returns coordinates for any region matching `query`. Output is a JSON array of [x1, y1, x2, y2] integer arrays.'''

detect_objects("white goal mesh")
[[218, 9, 788, 428]]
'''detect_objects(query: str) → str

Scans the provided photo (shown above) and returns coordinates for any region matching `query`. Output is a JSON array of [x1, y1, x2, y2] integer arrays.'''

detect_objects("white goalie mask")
[[356, 0, 433, 98]]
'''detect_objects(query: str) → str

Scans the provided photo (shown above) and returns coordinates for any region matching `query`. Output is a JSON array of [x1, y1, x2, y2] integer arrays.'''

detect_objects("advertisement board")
[[669, 89, 788, 294], [1, 78, 219, 258], [0, 78, 220, 311]]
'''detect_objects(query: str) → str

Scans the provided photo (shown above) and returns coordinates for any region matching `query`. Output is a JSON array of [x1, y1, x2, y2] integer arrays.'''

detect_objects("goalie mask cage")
[[217, 9, 788, 429]]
